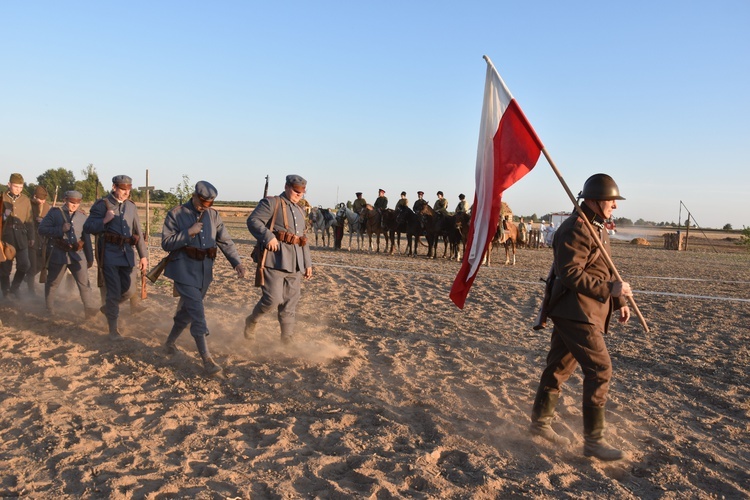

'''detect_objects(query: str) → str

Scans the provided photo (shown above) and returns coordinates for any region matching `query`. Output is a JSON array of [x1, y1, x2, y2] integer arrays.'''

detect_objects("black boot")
[[9, 272, 26, 296], [165, 324, 184, 355], [583, 406, 625, 461], [107, 318, 123, 340], [530, 389, 571, 446], [194, 334, 222, 376], [1, 275, 10, 296]]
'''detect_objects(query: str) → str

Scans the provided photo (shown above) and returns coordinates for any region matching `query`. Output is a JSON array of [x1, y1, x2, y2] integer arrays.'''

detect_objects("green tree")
[[37, 168, 76, 199], [165, 175, 191, 211], [740, 226, 750, 249], [74, 164, 106, 202], [723, 223, 733, 231]]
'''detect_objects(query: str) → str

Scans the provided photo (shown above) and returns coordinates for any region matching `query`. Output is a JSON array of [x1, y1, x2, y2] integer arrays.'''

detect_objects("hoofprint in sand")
[[1, 237, 748, 498]]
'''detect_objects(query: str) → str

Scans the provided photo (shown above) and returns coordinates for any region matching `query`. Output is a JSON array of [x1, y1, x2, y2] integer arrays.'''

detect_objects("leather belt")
[[53, 239, 85, 252], [273, 230, 307, 247], [103, 232, 139, 246], [184, 246, 217, 260]]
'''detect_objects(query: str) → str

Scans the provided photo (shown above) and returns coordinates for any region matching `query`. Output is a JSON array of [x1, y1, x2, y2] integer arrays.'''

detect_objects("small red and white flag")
[[450, 57, 544, 309]]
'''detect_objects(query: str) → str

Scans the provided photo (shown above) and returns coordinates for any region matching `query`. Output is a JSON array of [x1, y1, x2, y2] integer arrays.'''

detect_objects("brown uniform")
[[535, 203, 627, 407], [1, 191, 35, 295]]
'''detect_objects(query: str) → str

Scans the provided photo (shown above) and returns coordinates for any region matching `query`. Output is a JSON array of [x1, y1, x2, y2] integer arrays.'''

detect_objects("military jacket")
[[38, 206, 93, 265], [374, 196, 388, 210], [83, 193, 147, 267], [2, 192, 34, 250], [247, 194, 312, 274], [162, 201, 242, 289], [352, 198, 367, 213], [548, 204, 627, 333]]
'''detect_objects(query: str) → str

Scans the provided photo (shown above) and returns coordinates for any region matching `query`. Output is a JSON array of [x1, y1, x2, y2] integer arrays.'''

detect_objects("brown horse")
[[360, 206, 387, 252], [485, 219, 519, 266]]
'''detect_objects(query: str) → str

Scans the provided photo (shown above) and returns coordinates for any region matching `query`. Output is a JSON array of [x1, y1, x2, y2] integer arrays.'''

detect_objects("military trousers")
[[1, 247, 31, 290], [535, 316, 613, 407], [253, 267, 301, 327], [102, 264, 134, 320], [172, 281, 210, 338], [45, 260, 97, 311]]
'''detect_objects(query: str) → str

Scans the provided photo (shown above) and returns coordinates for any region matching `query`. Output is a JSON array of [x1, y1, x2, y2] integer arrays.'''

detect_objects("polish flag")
[[450, 57, 544, 309]]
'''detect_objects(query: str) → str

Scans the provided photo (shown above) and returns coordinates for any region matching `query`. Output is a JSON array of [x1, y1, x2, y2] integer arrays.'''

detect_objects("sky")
[[1, 1, 748, 229]]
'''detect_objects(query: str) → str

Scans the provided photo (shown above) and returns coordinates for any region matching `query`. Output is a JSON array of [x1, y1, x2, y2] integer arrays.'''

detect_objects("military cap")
[[9, 173, 24, 184], [458, 193, 465, 200], [65, 190, 83, 201], [194, 180, 218, 200], [379, 188, 385, 194], [400, 191, 406, 196], [437, 191, 444, 196], [417, 190, 424, 195], [34, 185, 48, 200], [285, 174, 307, 189], [112, 174, 132, 185], [355, 192, 363, 196]]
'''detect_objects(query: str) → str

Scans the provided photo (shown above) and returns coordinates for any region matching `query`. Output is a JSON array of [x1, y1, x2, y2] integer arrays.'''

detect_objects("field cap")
[[400, 191, 406, 196], [379, 189, 385, 194], [437, 191, 444, 196], [355, 191, 363, 196], [34, 185, 49, 200], [9, 173, 24, 184], [112, 174, 132, 185], [65, 190, 83, 201], [417, 190, 424, 195], [194, 180, 218, 200], [285, 174, 307, 189]]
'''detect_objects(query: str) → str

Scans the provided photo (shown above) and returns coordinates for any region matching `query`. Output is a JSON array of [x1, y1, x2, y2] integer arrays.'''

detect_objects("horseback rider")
[[352, 192, 367, 215]]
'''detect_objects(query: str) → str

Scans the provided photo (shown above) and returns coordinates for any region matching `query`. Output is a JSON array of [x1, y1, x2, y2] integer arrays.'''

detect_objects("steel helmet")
[[579, 173, 625, 200]]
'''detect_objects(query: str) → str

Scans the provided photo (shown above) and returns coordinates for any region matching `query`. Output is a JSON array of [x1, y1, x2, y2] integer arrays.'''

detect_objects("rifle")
[[147, 209, 205, 283], [141, 233, 148, 299], [532, 265, 555, 330], [38, 188, 59, 282]]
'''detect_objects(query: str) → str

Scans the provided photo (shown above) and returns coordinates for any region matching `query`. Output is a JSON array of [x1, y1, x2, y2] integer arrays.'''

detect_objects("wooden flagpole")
[[541, 148, 650, 333]]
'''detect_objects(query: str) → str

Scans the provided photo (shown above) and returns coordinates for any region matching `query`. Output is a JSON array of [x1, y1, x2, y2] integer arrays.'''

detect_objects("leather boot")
[[243, 314, 258, 341], [107, 318, 123, 340], [280, 322, 295, 345], [583, 406, 625, 461], [194, 334, 222, 376], [1, 276, 10, 296], [10, 271, 26, 295], [165, 324, 184, 355], [530, 389, 571, 446]]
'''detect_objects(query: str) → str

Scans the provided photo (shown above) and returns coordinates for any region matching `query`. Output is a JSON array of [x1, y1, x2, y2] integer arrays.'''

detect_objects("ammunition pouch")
[[53, 238, 85, 252], [273, 230, 307, 247], [183, 246, 217, 261]]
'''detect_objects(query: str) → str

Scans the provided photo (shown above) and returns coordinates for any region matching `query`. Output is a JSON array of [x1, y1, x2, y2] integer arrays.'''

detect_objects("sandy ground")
[[1, 231, 749, 499]]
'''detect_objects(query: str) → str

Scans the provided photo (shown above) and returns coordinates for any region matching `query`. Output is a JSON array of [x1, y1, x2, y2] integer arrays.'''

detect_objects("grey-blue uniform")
[[83, 175, 147, 336], [162, 181, 242, 344], [245, 174, 312, 343], [37, 191, 97, 314]]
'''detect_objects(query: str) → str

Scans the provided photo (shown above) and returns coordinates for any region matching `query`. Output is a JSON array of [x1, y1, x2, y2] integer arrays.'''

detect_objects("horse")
[[416, 204, 448, 259], [380, 208, 401, 254], [394, 205, 422, 256], [360, 206, 387, 252], [309, 206, 337, 247], [335, 204, 365, 251], [486, 219, 519, 265]]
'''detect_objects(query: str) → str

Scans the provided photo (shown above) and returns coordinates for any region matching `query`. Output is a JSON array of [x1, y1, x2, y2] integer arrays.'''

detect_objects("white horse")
[[335, 204, 365, 251], [309, 206, 337, 247]]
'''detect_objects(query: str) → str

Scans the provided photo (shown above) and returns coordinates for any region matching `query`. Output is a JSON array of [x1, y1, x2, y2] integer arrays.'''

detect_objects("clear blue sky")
[[2, 1, 748, 228]]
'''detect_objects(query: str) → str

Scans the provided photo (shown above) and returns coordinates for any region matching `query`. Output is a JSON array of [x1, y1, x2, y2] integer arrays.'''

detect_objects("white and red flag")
[[450, 57, 544, 309]]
